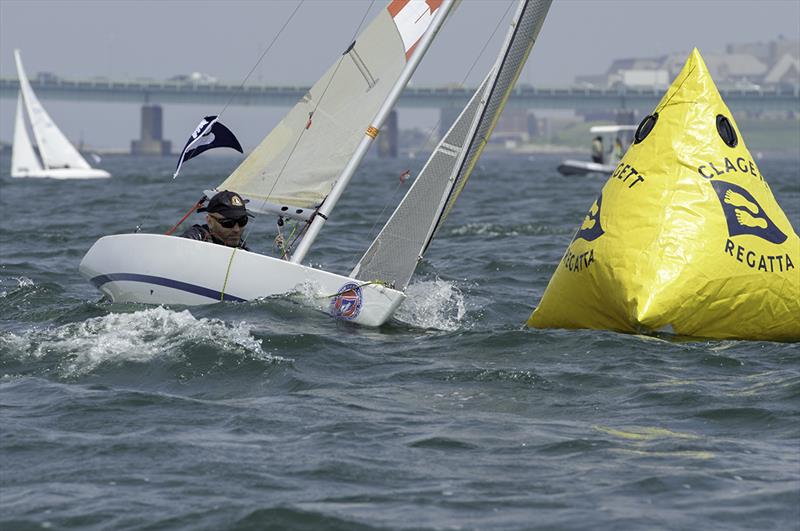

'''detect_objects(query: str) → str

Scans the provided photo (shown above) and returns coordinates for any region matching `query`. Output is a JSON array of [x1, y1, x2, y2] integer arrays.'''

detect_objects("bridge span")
[[1, 77, 797, 155], [1, 77, 797, 113]]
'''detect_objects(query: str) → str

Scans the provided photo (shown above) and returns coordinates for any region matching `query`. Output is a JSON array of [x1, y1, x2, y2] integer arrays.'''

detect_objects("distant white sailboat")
[[11, 49, 110, 179], [80, 0, 551, 326]]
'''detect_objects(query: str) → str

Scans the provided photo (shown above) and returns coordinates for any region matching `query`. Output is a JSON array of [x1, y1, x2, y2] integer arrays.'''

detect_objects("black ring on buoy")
[[634, 113, 658, 144], [716, 114, 738, 147]]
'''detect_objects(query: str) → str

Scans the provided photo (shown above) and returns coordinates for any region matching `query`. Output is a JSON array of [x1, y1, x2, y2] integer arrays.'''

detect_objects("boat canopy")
[[589, 125, 638, 134]]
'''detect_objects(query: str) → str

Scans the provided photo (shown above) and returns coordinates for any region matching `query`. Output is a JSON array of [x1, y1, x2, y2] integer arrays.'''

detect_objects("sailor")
[[612, 137, 624, 163], [591, 136, 604, 163], [181, 190, 253, 250]]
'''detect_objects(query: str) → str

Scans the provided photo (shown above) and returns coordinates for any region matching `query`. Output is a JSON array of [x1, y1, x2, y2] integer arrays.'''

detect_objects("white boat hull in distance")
[[12, 167, 111, 179], [79, 234, 406, 327], [557, 159, 616, 177]]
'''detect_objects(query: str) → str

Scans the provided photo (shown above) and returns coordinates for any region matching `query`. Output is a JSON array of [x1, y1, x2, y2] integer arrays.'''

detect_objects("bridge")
[[2, 77, 797, 155], [3, 77, 797, 111]]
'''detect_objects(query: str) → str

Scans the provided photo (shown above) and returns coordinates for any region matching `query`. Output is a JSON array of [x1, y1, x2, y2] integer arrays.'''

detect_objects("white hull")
[[11, 167, 111, 179], [557, 159, 616, 176], [79, 234, 406, 327]]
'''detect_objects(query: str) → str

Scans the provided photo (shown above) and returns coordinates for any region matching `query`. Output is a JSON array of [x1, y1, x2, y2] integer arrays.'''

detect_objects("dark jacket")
[[180, 224, 250, 251]]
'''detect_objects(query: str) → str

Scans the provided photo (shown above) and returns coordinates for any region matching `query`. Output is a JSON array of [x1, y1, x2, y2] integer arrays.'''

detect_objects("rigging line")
[[347, 0, 515, 272], [220, 247, 238, 301], [319, 280, 391, 300], [217, 0, 305, 120], [260, 0, 377, 203], [164, 196, 205, 235], [244, 0, 376, 252]]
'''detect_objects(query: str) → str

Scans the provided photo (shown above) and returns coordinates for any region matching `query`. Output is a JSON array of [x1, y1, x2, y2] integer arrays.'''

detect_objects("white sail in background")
[[11, 93, 43, 176], [219, 0, 445, 210], [14, 50, 91, 171], [352, 0, 552, 289], [11, 50, 110, 179]]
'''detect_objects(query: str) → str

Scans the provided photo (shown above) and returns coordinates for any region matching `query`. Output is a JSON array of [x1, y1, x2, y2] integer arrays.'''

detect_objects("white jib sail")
[[352, 0, 552, 289], [14, 50, 91, 171], [11, 93, 43, 177], [218, 0, 445, 211], [351, 73, 492, 289]]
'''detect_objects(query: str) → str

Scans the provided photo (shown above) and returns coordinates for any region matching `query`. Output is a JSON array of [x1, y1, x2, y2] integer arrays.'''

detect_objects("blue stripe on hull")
[[90, 273, 247, 303]]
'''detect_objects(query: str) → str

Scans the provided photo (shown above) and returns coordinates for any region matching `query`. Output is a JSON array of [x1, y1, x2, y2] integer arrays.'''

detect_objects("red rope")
[[165, 197, 205, 235]]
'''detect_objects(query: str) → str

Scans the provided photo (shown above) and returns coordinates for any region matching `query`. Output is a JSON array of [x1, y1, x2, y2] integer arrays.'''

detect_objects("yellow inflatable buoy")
[[527, 49, 800, 341]]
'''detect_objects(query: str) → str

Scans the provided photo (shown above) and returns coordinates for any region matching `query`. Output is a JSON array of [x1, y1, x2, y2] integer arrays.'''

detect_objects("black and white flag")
[[173, 115, 243, 178]]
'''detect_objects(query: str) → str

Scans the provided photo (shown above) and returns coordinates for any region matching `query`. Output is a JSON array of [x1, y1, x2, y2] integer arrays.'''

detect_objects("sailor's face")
[[207, 214, 243, 246]]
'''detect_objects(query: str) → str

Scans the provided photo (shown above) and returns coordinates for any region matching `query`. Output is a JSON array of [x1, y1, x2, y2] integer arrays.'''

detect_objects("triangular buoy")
[[527, 49, 800, 341]]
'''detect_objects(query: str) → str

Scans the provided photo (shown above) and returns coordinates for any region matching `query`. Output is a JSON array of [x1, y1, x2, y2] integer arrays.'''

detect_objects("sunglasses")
[[211, 215, 248, 228]]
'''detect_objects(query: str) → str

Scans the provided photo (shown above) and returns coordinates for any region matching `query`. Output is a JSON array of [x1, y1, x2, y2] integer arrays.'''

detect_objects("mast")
[[289, 0, 455, 265]]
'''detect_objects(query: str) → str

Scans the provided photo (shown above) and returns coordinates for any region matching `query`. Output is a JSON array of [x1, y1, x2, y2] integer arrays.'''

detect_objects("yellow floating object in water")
[[527, 49, 800, 341]]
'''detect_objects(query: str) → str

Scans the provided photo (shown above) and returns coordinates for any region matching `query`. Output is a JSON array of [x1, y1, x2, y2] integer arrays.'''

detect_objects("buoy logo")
[[331, 283, 363, 320], [572, 193, 605, 243], [711, 181, 786, 244]]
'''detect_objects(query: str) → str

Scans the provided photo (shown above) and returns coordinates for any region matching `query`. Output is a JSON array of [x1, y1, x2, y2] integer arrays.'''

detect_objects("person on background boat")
[[181, 190, 253, 250], [612, 136, 624, 163], [591, 136, 604, 163]]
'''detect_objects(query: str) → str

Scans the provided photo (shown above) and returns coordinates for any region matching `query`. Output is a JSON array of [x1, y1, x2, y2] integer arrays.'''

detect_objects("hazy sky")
[[1, 0, 798, 148]]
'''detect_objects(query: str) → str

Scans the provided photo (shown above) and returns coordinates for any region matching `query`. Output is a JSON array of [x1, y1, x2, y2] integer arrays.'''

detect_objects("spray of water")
[[394, 279, 467, 331], [1, 307, 277, 377]]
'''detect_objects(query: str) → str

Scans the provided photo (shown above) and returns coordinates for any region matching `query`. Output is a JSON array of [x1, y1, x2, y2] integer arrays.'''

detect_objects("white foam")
[[0, 276, 35, 298], [1, 307, 278, 377], [450, 223, 513, 237], [395, 279, 467, 331], [16, 276, 35, 288]]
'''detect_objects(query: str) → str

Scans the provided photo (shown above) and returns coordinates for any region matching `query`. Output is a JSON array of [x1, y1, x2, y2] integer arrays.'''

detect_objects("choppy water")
[[1, 153, 799, 530]]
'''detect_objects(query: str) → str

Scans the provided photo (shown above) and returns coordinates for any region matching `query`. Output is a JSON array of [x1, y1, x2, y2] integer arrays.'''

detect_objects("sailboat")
[[79, 0, 551, 326], [11, 50, 110, 179]]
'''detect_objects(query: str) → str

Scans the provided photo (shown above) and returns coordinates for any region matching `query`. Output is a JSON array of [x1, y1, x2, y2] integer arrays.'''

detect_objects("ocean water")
[[1, 153, 798, 530]]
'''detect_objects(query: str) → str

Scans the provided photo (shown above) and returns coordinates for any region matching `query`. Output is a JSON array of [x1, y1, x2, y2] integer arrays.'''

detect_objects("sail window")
[[716, 114, 738, 147], [634, 113, 658, 144]]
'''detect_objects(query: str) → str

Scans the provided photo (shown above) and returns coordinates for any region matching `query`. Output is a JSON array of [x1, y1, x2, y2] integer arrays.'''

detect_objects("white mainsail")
[[218, 0, 446, 211], [11, 93, 43, 176], [352, 0, 552, 289], [14, 49, 92, 171]]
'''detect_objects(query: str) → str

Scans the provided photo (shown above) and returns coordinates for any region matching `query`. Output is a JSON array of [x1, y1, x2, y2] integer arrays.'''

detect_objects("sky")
[[0, 0, 798, 149]]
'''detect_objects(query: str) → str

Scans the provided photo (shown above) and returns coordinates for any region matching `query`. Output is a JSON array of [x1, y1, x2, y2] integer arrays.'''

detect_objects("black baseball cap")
[[198, 190, 254, 219]]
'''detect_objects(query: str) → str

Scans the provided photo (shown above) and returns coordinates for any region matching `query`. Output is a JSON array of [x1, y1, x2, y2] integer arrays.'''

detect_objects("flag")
[[173, 115, 242, 178]]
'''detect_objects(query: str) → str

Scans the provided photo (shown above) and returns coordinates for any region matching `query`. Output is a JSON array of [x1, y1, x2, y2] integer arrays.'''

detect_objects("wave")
[[0, 276, 38, 299], [445, 222, 571, 238], [0, 276, 71, 323], [0, 307, 283, 379]]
